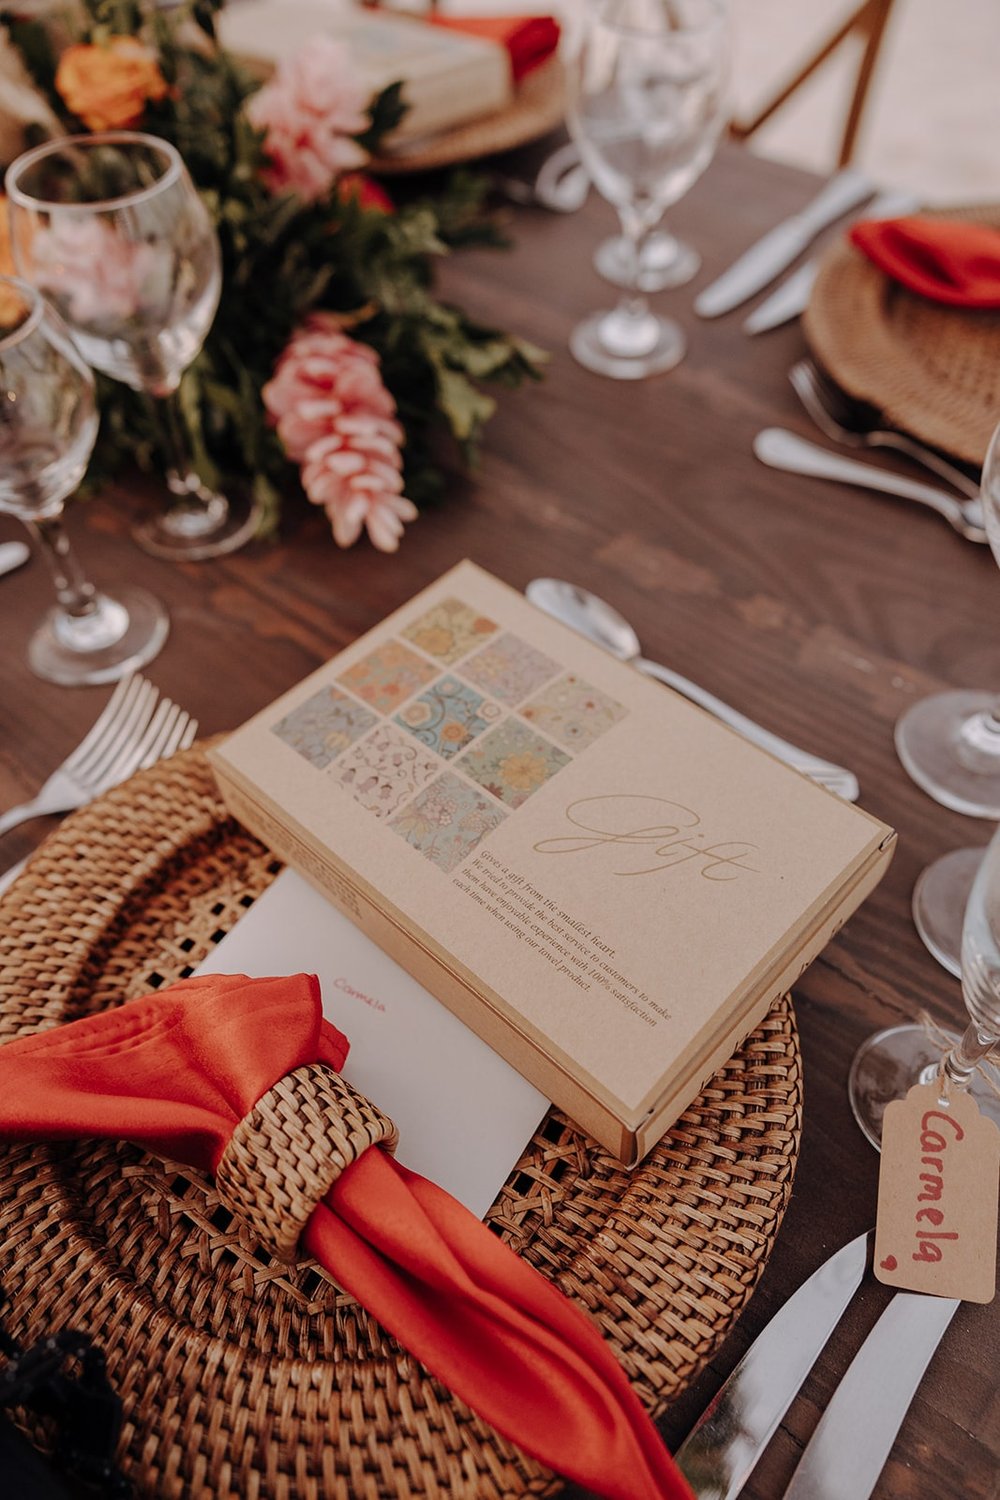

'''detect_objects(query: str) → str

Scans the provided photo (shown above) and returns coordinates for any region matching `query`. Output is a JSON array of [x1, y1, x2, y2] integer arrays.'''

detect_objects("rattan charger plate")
[[803, 202, 1000, 468], [368, 58, 564, 174], [0, 745, 802, 1499]]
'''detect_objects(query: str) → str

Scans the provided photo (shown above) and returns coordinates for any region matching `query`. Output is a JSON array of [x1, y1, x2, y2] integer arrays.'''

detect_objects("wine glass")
[[905, 416, 1000, 975], [849, 820, 1000, 1149], [565, 0, 729, 380], [0, 276, 168, 685], [6, 131, 260, 561], [893, 420, 1000, 820]]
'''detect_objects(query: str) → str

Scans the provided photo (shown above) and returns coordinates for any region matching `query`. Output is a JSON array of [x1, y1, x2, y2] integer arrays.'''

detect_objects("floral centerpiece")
[[0, 0, 545, 549]]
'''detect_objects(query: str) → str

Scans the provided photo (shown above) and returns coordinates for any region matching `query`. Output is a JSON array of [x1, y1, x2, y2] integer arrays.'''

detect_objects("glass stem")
[[28, 513, 99, 620], [939, 1019, 1000, 1093], [619, 206, 654, 319], [154, 389, 201, 501]]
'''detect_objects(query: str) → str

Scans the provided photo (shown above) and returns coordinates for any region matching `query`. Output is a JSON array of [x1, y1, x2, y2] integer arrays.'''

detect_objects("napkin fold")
[[849, 214, 1000, 308], [0, 973, 691, 1500], [427, 13, 561, 83]]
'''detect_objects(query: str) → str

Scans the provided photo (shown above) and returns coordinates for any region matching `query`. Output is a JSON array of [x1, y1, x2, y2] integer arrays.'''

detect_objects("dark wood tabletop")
[[1, 141, 997, 1499]]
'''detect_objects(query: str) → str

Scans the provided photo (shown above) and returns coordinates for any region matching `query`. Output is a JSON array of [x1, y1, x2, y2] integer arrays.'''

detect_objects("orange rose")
[[55, 36, 169, 132]]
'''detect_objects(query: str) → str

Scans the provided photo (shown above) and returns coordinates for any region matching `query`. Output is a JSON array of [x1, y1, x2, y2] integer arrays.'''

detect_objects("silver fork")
[[789, 358, 982, 499], [0, 674, 198, 837]]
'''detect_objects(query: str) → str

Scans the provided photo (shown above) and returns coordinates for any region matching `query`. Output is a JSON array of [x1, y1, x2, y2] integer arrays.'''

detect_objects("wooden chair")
[[730, 0, 897, 167]]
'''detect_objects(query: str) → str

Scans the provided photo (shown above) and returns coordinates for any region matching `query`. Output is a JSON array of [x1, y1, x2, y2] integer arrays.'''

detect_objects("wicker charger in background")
[[0, 746, 802, 1499], [804, 203, 1000, 468]]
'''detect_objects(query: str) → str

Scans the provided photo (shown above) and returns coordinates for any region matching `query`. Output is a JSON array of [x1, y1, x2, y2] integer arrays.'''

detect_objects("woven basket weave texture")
[[0, 746, 802, 1498]]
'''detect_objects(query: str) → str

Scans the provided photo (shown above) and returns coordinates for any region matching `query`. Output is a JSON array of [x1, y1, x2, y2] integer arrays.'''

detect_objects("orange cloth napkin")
[[849, 215, 1000, 308], [428, 13, 560, 82], [0, 972, 692, 1500]]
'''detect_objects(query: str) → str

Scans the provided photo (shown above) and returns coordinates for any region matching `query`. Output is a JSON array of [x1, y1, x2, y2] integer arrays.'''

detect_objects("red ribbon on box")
[[428, 13, 561, 82]]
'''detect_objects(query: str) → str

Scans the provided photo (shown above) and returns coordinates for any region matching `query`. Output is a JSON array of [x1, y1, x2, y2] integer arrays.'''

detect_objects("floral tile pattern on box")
[[458, 719, 571, 809], [402, 597, 499, 667], [461, 632, 561, 706], [337, 641, 437, 715], [389, 772, 506, 872], [335, 724, 440, 819], [271, 687, 378, 769], [520, 673, 627, 750], [394, 675, 502, 759]]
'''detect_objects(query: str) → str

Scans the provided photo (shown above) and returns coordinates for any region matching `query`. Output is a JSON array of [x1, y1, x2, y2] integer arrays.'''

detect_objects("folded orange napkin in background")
[[849, 215, 1000, 308], [428, 13, 560, 82], [0, 973, 692, 1500]]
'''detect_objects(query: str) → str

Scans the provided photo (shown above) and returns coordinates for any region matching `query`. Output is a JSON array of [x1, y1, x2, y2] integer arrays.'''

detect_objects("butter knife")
[[742, 190, 919, 335], [694, 170, 874, 319], [674, 1231, 872, 1500], [780, 1290, 960, 1500]]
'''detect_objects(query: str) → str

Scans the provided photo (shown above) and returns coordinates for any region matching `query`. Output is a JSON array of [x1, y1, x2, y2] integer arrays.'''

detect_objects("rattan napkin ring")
[[215, 1063, 399, 1262]]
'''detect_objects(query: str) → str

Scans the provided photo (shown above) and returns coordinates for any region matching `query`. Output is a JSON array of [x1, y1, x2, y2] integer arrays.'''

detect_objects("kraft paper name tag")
[[875, 1081, 999, 1304]]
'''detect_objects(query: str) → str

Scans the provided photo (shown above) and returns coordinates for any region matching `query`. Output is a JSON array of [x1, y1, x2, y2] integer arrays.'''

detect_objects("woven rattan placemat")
[[804, 203, 1000, 468], [0, 745, 801, 1499], [369, 58, 564, 174]]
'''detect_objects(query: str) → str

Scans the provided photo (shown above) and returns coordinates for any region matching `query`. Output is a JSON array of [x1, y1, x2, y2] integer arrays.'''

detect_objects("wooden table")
[[1, 143, 997, 1498]]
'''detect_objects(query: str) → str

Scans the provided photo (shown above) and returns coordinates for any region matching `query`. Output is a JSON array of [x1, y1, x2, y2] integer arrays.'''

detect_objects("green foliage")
[[2, 0, 545, 534]]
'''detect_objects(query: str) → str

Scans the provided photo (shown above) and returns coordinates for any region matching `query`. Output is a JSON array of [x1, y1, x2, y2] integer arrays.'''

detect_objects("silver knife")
[[694, 169, 874, 319], [742, 191, 920, 335], [780, 1291, 960, 1500], [0, 541, 29, 579], [674, 1231, 872, 1500]]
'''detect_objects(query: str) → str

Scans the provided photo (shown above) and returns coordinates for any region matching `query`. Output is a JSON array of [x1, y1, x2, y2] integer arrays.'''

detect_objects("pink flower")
[[31, 213, 171, 325], [263, 313, 417, 551], [246, 37, 371, 203]]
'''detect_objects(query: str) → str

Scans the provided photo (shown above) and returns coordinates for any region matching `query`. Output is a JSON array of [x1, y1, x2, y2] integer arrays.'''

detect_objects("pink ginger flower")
[[263, 313, 417, 552], [246, 37, 371, 203]]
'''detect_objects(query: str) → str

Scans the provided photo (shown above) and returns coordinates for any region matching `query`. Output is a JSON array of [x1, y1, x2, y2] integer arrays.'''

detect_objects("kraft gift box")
[[210, 561, 895, 1164]]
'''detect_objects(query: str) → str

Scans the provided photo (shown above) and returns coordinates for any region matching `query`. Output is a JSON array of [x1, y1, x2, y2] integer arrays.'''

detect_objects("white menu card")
[[196, 869, 549, 1218]]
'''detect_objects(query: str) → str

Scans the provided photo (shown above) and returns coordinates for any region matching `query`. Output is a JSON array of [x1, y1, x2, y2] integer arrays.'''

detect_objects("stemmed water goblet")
[[903, 416, 1000, 976], [6, 131, 259, 561], [0, 276, 168, 685], [565, 0, 729, 380], [849, 819, 1000, 1148]]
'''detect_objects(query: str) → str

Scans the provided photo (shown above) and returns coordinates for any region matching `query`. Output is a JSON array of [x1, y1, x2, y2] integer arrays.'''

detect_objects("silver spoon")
[[525, 578, 860, 801]]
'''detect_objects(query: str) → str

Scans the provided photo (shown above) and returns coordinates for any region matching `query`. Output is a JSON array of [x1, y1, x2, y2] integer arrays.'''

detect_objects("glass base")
[[28, 585, 169, 686], [593, 231, 700, 291], [849, 1023, 1000, 1149], [133, 487, 260, 562], [912, 846, 985, 978], [895, 690, 1000, 817], [570, 309, 685, 380]]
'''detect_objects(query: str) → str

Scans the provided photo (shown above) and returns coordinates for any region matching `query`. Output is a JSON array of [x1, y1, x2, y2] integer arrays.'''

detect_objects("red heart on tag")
[[880, 1254, 898, 1271]]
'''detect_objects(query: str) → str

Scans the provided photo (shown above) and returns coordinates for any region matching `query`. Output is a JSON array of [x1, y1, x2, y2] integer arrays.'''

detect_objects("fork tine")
[[60, 674, 141, 777], [157, 711, 198, 766], [98, 697, 174, 789], [75, 679, 159, 789]]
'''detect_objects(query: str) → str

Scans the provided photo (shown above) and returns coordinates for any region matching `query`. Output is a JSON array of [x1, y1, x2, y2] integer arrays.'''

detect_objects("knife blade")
[[0, 541, 29, 579], [674, 1231, 872, 1500], [780, 1290, 960, 1500], [742, 191, 920, 334], [694, 169, 874, 319]]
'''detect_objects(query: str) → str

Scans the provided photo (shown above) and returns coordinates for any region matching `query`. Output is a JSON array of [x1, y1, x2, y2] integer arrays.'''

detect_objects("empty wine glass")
[[565, 0, 729, 380], [905, 416, 1000, 975], [849, 820, 1000, 1148], [0, 277, 168, 685], [7, 131, 260, 561], [894, 420, 1000, 819]]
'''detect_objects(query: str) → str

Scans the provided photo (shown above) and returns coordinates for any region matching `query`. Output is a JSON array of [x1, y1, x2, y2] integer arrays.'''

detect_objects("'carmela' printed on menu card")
[[210, 562, 896, 1163]]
